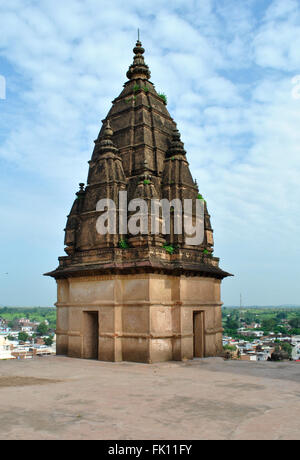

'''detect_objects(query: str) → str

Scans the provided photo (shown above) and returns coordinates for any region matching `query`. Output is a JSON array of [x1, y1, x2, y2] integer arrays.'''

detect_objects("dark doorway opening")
[[83, 311, 99, 360], [193, 311, 205, 358]]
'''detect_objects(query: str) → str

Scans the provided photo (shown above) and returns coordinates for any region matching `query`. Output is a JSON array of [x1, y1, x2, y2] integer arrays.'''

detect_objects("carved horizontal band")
[[56, 301, 222, 308], [56, 330, 219, 339]]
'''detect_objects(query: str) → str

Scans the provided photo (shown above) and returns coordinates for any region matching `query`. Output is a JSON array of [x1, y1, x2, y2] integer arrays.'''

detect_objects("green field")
[[0, 307, 56, 331], [222, 306, 300, 339]]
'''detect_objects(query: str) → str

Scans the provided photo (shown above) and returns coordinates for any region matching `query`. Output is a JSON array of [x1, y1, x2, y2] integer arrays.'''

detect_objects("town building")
[[0, 335, 15, 360], [291, 335, 300, 360]]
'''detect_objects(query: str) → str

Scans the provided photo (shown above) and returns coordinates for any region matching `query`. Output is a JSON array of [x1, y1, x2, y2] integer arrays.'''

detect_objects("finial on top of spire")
[[76, 182, 85, 198], [96, 119, 118, 155], [127, 36, 151, 81]]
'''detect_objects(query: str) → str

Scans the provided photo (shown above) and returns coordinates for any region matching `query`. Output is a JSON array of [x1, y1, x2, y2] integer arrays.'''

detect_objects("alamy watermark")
[[291, 75, 300, 100], [0, 75, 6, 100], [95, 192, 205, 246]]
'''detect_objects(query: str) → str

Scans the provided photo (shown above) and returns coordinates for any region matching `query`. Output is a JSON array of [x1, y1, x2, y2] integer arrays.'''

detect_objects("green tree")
[[44, 336, 54, 346], [223, 344, 236, 351], [281, 342, 292, 358], [262, 318, 277, 331], [289, 317, 300, 329], [18, 331, 29, 342], [273, 326, 289, 335], [36, 322, 48, 336], [226, 317, 239, 330], [277, 311, 287, 320], [244, 312, 257, 324]]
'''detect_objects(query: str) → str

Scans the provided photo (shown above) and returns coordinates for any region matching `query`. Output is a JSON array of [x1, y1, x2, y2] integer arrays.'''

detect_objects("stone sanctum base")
[[55, 273, 223, 363]]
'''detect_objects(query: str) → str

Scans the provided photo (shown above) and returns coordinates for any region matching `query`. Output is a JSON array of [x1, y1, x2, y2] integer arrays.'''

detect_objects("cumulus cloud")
[[0, 0, 299, 306], [254, 0, 300, 70]]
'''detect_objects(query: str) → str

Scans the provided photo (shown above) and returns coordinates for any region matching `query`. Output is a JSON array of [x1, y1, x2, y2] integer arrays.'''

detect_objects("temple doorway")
[[193, 311, 205, 358], [83, 311, 99, 360]]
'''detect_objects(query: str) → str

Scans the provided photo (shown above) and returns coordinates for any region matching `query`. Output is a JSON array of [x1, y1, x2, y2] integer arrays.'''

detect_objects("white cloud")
[[0, 0, 300, 305], [254, 0, 300, 70], [264, 0, 299, 20]]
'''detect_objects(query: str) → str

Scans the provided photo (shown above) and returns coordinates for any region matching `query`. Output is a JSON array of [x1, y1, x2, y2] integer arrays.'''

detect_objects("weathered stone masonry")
[[46, 40, 232, 363]]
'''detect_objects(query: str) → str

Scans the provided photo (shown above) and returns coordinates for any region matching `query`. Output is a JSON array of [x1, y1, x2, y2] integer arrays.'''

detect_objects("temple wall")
[[55, 274, 223, 363]]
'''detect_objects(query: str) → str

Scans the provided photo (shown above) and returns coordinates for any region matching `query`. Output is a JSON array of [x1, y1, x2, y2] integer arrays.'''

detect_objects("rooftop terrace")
[[0, 356, 299, 440]]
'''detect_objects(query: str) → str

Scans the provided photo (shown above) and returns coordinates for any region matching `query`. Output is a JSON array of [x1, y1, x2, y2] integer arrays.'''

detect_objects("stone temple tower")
[[46, 40, 231, 363]]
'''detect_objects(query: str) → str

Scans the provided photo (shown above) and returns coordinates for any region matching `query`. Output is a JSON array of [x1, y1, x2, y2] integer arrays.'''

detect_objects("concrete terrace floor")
[[0, 356, 299, 440]]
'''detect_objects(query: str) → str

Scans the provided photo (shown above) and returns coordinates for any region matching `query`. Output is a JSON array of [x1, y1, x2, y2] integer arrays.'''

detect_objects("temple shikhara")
[[46, 40, 231, 363]]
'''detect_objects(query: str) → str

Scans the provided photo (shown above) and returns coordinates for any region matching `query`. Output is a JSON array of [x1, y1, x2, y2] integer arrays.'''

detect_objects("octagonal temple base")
[[55, 273, 223, 363]]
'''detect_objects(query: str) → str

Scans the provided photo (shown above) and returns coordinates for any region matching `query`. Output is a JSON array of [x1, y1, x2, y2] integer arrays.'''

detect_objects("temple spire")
[[166, 127, 186, 157], [126, 39, 151, 81], [96, 120, 118, 155]]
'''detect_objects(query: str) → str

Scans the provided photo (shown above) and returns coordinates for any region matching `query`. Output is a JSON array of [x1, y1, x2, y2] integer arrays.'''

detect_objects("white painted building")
[[291, 336, 300, 360], [0, 336, 15, 360]]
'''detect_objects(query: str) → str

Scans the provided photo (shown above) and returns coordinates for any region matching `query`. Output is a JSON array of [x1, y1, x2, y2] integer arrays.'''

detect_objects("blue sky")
[[0, 0, 300, 307]]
